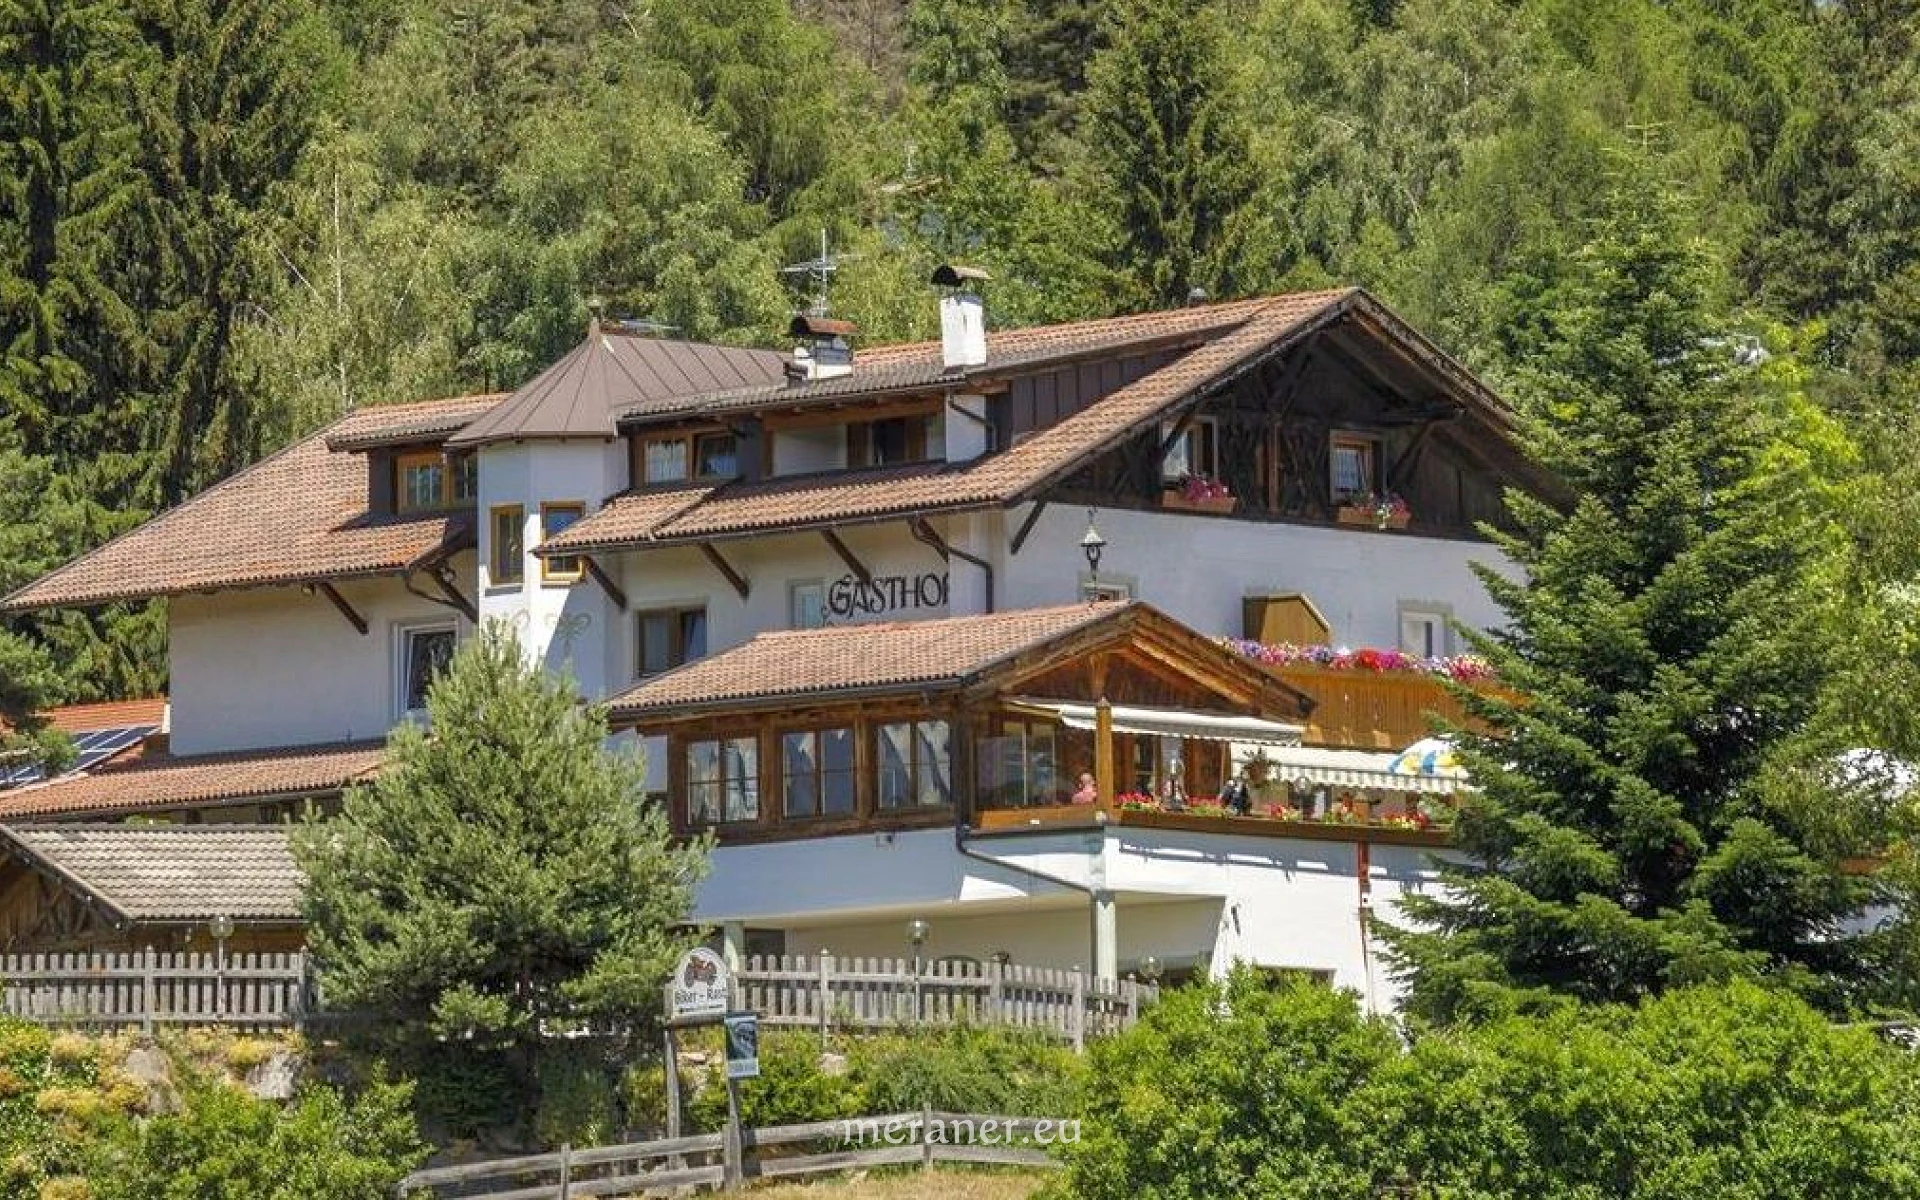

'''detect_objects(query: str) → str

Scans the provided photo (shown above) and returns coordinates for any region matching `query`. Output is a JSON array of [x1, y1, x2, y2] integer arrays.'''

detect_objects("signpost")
[[664, 947, 752, 1186]]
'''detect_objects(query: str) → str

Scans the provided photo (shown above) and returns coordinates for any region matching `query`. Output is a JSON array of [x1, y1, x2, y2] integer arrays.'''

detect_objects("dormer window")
[[1330, 433, 1379, 504], [639, 430, 739, 485], [848, 416, 929, 468], [395, 450, 477, 513]]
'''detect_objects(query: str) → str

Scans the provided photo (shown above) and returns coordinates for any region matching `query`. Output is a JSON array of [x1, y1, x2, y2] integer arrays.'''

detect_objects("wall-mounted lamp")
[[1080, 509, 1107, 582]]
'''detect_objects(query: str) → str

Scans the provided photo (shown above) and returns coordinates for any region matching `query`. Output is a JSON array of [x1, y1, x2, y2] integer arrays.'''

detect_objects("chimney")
[[786, 314, 857, 383], [932, 264, 990, 371]]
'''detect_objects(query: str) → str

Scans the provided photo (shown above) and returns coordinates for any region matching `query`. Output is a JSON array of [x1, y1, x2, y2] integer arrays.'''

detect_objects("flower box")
[[1336, 504, 1410, 530], [1163, 489, 1237, 515]]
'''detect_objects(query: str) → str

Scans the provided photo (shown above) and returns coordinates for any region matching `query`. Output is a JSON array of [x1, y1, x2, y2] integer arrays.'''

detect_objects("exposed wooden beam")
[[430, 566, 478, 623], [312, 581, 368, 636], [1009, 501, 1048, 556], [1387, 421, 1438, 488], [700, 543, 750, 601], [821, 529, 873, 584], [584, 556, 628, 611]]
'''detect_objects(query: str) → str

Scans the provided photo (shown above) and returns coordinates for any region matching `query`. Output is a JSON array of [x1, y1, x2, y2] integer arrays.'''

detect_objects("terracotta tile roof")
[[42, 698, 169, 735], [0, 741, 384, 820], [2, 400, 485, 612], [609, 601, 1128, 716], [0, 824, 303, 923], [547, 292, 1355, 554], [613, 295, 1284, 424], [324, 393, 509, 451], [449, 331, 787, 446]]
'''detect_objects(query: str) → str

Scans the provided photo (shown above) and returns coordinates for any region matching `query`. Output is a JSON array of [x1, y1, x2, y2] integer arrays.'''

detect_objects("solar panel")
[[0, 723, 158, 790]]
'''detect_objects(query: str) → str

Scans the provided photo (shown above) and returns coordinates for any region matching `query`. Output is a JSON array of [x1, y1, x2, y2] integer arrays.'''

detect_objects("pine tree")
[[292, 625, 708, 1052], [1078, 0, 1266, 307], [1385, 160, 1875, 1022]]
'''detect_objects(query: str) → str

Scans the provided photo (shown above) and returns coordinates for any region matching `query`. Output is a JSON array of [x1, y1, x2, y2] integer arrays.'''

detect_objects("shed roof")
[[0, 824, 302, 923], [446, 328, 787, 447], [0, 741, 384, 820]]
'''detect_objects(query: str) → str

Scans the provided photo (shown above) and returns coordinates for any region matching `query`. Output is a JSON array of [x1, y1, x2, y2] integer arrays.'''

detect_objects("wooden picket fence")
[[0, 949, 313, 1031], [734, 954, 1155, 1049], [397, 1108, 1068, 1198]]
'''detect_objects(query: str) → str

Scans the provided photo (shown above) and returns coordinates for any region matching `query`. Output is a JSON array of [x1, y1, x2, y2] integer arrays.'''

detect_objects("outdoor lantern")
[[209, 913, 234, 943], [1081, 509, 1107, 579], [907, 918, 931, 948], [1140, 955, 1163, 983]]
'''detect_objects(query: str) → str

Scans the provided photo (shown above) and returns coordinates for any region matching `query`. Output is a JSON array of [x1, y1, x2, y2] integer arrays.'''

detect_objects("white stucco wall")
[[168, 566, 474, 755]]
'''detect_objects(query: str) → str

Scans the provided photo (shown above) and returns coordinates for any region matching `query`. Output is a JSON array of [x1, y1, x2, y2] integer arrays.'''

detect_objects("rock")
[[817, 1052, 848, 1077], [120, 1040, 180, 1115], [244, 1047, 303, 1101]]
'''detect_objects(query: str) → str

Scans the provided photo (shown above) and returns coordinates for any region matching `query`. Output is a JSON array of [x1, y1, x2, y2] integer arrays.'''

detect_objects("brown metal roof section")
[[0, 740, 384, 820], [0, 823, 305, 923], [446, 327, 788, 448], [3, 400, 486, 612], [607, 600, 1315, 721]]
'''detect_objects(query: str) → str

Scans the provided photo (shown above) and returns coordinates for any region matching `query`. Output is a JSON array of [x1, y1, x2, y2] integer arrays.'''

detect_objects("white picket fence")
[[734, 954, 1155, 1049], [0, 949, 313, 1031]]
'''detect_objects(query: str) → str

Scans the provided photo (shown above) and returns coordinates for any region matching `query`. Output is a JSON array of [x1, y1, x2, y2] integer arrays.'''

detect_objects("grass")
[[745, 1167, 1049, 1199]]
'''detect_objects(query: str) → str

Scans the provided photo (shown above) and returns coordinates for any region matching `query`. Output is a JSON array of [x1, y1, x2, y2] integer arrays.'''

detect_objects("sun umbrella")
[[1387, 736, 1464, 778]]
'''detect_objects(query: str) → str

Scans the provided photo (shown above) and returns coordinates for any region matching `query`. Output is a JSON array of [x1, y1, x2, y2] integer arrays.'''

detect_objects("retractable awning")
[[1254, 745, 1467, 795], [1007, 698, 1304, 747]]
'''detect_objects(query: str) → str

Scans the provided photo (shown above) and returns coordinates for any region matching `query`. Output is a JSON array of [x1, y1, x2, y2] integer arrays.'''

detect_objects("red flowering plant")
[[1116, 792, 1159, 811], [1363, 492, 1411, 527], [1179, 475, 1233, 502]]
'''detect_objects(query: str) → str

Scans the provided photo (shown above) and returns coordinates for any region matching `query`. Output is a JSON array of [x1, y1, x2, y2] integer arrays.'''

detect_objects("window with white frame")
[[1160, 417, 1219, 482], [1330, 433, 1379, 502], [1399, 606, 1450, 659], [789, 580, 827, 629], [396, 622, 457, 718]]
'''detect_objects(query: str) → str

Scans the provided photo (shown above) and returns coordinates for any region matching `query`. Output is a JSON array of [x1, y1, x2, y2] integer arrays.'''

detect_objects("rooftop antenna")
[[781, 229, 859, 317]]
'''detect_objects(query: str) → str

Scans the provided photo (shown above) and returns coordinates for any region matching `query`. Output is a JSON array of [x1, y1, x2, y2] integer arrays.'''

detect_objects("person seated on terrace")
[[1071, 773, 1098, 805]]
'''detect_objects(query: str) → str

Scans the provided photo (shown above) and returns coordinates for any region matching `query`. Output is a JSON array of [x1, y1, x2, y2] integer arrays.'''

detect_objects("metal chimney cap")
[[788, 313, 858, 339], [931, 264, 992, 288]]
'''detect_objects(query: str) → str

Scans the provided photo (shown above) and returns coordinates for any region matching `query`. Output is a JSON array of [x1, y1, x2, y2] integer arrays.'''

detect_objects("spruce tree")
[[1079, 0, 1266, 307], [1385, 160, 1874, 1021], [293, 626, 707, 1052]]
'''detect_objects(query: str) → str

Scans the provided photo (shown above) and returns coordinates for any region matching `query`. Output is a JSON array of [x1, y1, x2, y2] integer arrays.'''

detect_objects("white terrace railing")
[[0, 949, 313, 1032], [735, 954, 1156, 1049], [0, 950, 1157, 1044]]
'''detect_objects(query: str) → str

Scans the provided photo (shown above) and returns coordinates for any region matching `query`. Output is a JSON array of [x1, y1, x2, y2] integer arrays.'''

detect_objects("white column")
[[1092, 890, 1118, 983], [721, 921, 746, 972]]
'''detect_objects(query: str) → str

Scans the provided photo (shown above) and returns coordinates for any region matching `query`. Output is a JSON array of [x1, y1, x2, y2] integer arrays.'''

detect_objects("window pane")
[[724, 737, 758, 822], [790, 582, 826, 629], [877, 722, 913, 808], [402, 462, 445, 510], [687, 741, 721, 825], [639, 615, 672, 675], [645, 440, 688, 482], [1027, 725, 1057, 805], [783, 731, 820, 818], [916, 721, 952, 806], [679, 609, 707, 661], [404, 628, 456, 712], [542, 505, 582, 539], [1161, 423, 1192, 480], [1332, 441, 1370, 497], [695, 434, 738, 478], [821, 727, 856, 815], [492, 509, 524, 583], [452, 456, 478, 502]]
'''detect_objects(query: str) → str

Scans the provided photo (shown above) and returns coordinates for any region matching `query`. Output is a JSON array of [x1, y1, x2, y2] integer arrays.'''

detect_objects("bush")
[[852, 1024, 1083, 1117], [1057, 971, 1920, 1199], [687, 1031, 866, 1132]]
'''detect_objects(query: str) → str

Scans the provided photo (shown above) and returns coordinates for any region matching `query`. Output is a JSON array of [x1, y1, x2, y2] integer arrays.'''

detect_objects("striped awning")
[[1007, 699, 1303, 747], [1255, 746, 1467, 795]]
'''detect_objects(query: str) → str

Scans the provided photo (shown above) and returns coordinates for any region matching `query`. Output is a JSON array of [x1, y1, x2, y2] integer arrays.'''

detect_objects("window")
[[637, 606, 707, 677], [540, 502, 585, 583], [394, 450, 475, 512], [789, 580, 827, 629], [640, 431, 741, 485], [490, 505, 524, 585], [687, 736, 758, 824], [979, 720, 1053, 808], [397, 623, 457, 717], [877, 720, 953, 808], [1330, 434, 1378, 503], [1399, 607, 1450, 658], [782, 727, 856, 818], [1160, 417, 1218, 481], [848, 416, 929, 467]]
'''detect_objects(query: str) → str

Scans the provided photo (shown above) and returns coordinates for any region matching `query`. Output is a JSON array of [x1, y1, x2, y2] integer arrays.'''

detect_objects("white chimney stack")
[[933, 264, 990, 371]]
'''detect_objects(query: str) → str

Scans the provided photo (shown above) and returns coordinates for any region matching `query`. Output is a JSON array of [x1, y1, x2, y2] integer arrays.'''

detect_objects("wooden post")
[[141, 946, 155, 1036], [987, 959, 1004, 1027], [921, 1100, 935, 1173], [1094, 697, 1115, 810], [817, 950, 832, 1050], [723, 1076, 744, 1189], [663, 1027, 682, 1145], [1071, 970, 1086, 1053], [291, 949, 309, 1032], [557, 1142, 572, 1200]]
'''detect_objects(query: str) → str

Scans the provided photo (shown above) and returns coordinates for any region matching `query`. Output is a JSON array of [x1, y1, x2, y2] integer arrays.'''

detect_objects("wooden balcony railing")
[[1264, 664, 1483, 750]]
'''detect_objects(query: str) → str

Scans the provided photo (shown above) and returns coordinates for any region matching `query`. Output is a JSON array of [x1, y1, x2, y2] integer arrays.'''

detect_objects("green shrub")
[[402, 1042, 520, 1141], [1057, 971, 1920, 1200], [853, 1024, 1083, 1116], [688, 1031, 865, 1132], [533, 1043, 620, 1147]]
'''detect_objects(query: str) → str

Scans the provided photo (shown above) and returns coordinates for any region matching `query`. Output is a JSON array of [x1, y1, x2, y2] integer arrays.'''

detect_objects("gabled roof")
[[1, 398, 490, 612], [324, 392, 507, 451], [543, 291, 1361, 554], [607, 600, 1314, 721], [0, 824, 302, 923], [0, 741, 384, 820], [447, 328, 787, 447]]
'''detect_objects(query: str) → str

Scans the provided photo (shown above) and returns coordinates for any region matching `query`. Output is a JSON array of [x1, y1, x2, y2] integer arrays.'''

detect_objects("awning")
[[1007, 698, 1303, 747], [1251, 745, 1466, 795]]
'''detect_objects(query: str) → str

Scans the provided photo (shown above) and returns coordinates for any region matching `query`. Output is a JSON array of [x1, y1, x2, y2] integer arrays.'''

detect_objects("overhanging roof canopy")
[[1009, 699, 1302, 747], [1257, 746, 1467, 795]]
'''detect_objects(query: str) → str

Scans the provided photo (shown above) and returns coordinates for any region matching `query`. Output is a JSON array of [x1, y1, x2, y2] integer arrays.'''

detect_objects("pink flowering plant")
[[1219, 637, 1495, 683], [1178, 475, 1233, 502]]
